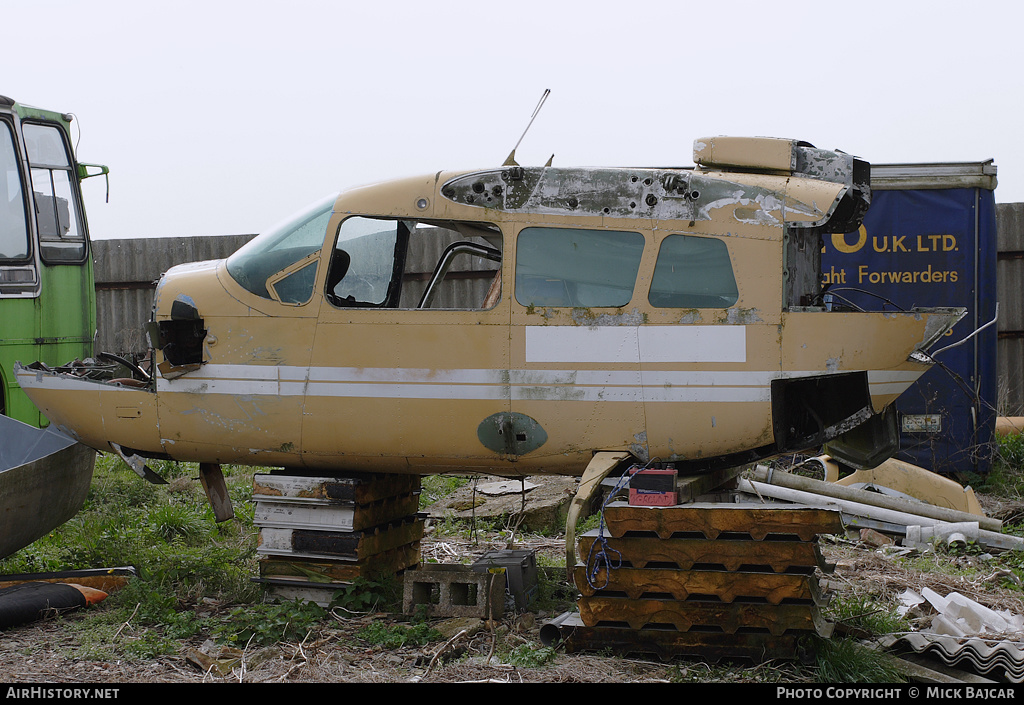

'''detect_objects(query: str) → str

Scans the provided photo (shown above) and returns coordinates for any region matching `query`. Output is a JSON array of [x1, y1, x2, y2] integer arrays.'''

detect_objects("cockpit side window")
[[326, 217, 502, 310], [225, 194, 334, 302], [326, 217, 404, 307], [514, 227, 644, 308], [648, 234, 738, 308]]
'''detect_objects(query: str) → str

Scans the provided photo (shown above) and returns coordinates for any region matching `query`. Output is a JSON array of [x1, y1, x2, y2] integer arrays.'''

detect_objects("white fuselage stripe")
[[125, 365, 922, 403]]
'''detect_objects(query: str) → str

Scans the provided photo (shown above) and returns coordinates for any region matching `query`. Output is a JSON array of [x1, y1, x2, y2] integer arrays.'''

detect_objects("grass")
[[787, 595, 913, 683], [212, 599, 327, 648], [501, 643, 557, 667], [809, 638, 907, 683], [825, 594, 911, 637], [4, 434, 1024, 679], [961, 433, 1024, 498], [995, 433, 1024, 474], [0, 453, 262, 659], [800, 435, 1024, 682], [0, 456, 435, 662], [355, 620, 442, 649], [419, 474, 471, 509]]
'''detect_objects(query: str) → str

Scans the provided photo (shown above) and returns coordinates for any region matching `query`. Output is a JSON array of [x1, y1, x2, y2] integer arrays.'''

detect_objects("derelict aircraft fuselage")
[[16, 136, 963, 481]]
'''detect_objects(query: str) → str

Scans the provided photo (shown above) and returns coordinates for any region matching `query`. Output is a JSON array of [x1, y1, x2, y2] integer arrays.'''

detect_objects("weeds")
[[329, 577, 402, 613], [997, 433, 1024, 471], [575, 512, 602, 535], [419, 475, 471, 509], [355, 620, 442, 649], [212, 599, 326, 648], [825, 594, 910, 637], [63, 608, 185, 661], [501, 642, 557, 667], [809, 638, 907, 683], [148, 504, 210, 543], [7, 443, 1016, 683], [963, 433, 1024, 498], [428, 513, 505, 541], [0, 453, 261, 658]]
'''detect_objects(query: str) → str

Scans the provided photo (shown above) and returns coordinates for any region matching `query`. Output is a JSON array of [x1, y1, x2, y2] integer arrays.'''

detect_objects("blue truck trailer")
[[822, 161, 999, 476]]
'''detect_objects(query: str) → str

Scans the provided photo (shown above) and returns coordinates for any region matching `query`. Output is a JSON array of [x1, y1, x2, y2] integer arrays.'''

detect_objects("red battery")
[[628, 466, 678, 492], [627, 466, 678, 506], [628, 487, 679, 506]]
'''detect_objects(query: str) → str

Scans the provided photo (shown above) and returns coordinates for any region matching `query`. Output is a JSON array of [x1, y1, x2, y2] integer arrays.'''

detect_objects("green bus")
[[0, 95, 105, 427]]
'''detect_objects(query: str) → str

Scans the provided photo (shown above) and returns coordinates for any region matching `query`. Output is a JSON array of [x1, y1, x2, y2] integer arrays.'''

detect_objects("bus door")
[[23, 121, 94, 372], [0, 115, 39, 419]]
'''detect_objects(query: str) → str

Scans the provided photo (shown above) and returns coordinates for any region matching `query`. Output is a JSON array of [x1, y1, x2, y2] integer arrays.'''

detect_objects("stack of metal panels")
[[251, 473, 423, 605], [552, 501, 842, 662]]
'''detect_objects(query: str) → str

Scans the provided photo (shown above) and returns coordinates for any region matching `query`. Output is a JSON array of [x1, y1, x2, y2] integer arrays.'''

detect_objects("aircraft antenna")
[[504, 89, 550, 166]]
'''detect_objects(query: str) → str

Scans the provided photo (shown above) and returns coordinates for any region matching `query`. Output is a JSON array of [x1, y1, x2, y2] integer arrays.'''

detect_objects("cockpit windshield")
[[225, 193, 336, 300]]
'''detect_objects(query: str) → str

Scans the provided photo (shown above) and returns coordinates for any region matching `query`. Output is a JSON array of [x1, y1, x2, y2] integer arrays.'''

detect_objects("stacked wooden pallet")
[[555, 500, 842, 662], [251, 472, 423, 605]]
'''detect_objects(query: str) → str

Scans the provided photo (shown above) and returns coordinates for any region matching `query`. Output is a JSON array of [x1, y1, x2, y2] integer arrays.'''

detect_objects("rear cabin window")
[[514, 227, 644, 308], [648, 234, 738, 308]]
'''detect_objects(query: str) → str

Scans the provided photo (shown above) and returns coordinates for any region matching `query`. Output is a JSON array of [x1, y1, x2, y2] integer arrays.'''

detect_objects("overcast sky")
[[4, 0, 1022, 240]]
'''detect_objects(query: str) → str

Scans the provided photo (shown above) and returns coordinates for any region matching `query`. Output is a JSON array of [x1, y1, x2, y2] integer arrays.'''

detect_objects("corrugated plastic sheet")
[[880, 633, 1024, 683]]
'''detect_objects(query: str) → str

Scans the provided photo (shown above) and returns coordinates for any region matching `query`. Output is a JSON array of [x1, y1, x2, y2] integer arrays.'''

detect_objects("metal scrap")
[[736, 469, 1022, 553], [880, 588, 1024, 683], [545, 499, 840, 662]]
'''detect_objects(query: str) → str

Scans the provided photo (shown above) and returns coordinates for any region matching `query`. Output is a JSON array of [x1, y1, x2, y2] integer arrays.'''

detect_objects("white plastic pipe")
[[737, 478, 1023, 552]]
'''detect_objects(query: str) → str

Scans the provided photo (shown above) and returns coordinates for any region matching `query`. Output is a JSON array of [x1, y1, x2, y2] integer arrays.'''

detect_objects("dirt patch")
[[0, 569, 686, 684], [4, 490, 1024, 684]]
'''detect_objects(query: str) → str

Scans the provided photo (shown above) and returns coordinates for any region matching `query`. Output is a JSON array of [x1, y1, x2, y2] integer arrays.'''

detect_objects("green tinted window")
[[649, 234, 738, 308], [515, 227, 644, 308]]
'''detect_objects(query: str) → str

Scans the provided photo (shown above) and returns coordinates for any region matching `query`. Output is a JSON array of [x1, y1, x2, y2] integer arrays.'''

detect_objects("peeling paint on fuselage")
[[725, 308, 764, 325], [570, 307, 647, 327]]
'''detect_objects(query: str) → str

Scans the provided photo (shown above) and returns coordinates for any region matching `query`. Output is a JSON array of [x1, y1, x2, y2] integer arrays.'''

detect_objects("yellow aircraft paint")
[[16, 137, 964, 478]]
